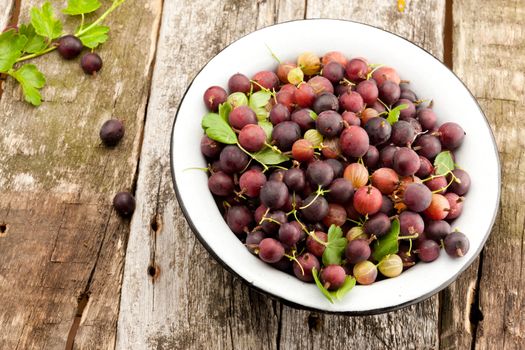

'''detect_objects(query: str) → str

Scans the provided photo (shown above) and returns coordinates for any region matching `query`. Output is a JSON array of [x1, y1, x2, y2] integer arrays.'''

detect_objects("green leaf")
[[18, 24, 47, 54], [63, 0, 102, 15], [322, 225, 347, 266], [252, 147, 289, 165], [327, 224, 343, 241], [309, 110, 318, 121], [201, 113, 237, 144], [372, 218, 400, 262], [434, 151, 455, 175], [386, 103, 408, 125], [312, 268, 356, 303], [78, 25, 109, 49], [312, 267, 334, 303], [258, 120, 273, 142], [218, 102, 232, 122], [31, 2, 63, 40], [9, 64, 46, 106], [249, 90, 272, 109], [322, 237, 347, 266], [254, 107, 269, 121], [0, 30, 27, 72], [333, 276, 356, 300]]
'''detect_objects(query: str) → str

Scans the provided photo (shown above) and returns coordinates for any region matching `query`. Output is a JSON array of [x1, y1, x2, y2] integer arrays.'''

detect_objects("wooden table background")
[[0, 0, 523, 349]]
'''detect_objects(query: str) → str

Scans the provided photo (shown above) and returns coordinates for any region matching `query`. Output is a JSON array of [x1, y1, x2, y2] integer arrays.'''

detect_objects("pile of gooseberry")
[[200, 51, 470, 298]]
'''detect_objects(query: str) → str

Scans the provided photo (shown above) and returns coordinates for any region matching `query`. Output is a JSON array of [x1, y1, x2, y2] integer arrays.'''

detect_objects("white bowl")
[[170, 19, 500, 314]]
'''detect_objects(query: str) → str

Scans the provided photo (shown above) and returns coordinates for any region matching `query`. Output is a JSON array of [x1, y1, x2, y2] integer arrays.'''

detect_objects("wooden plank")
[[276, 1, 445, 349], [0, 1, 162, 349], [116, 1, 306, 349], [451, 1, 525, 349], [0, 0, 15, 29]]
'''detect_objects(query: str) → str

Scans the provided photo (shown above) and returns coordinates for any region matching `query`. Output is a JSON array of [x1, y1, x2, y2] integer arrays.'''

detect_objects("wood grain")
[[452, 0, 525, 349], [0, 0, 15, 29], [117, 1, 447, 349], [0, 1, 162, 349]]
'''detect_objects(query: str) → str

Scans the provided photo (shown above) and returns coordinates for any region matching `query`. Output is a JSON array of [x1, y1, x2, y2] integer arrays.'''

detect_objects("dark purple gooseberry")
[[379, 145, 398, 168], [269, 103, 291, 125], [313, 93, 340, 114], [278, 222, 302, 247], [58, 35, 83, 59], [426, 220, 451, 242], [325, 158, 344, 178], [100, 119, 124, 146], [413, 134, 442, 160], [226, 205, 253, 235], [404, 117, 423, 133], [416, 156, 433, 178], [379, 80, 400, 105], [316, 110, 343, 137], [301, 194, 329, 222], [321, 61, 345, 84], [208, 171, 234, 196], [327, 178, 354, 204], [417, 240, 440, 262], [438, 122, 465, 150], [449, 169, 471, 196], [203, 85, 228, 112], [390, 120, 416, 146], [228, 73, 251, 93], [200, 135, 222, 159], [246, 230, 265, 253], [399, 211, 425, 236], [363, 145, 380, 169], [260, 180, 289, 210], [81, 52, 103, 75], [393, 147, 420, 176], [283, 168, 306, 192], [345, 239, 371, 264], [399, 88, 417, 102], [364, 117, 392, 145], [113, 192, 136, 217], [306, 161, 334, 187], [291, 108, 316, 132], [219, 145, 249, 174], [271, 121, 301, 151], [363, 212, 391, 238], [444, 231, 470, 257], [403, 183, 432, 212], [417, 108, 437, 131]]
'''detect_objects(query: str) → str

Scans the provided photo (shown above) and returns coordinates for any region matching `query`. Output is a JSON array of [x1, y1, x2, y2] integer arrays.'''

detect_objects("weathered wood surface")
[[0, 0, 522, 349], [0, 1, 15, 30], [452, 1, 525, 350], [117, 1, 447, 349], [0, 1, 162, 349]]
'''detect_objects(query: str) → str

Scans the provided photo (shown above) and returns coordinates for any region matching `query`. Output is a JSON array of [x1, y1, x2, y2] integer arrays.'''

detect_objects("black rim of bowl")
[[169, 18, 501, 315]]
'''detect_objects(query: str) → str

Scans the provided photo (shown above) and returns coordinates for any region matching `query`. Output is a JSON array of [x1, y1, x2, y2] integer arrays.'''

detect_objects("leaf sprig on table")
[[0, 0, 126, 106]]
